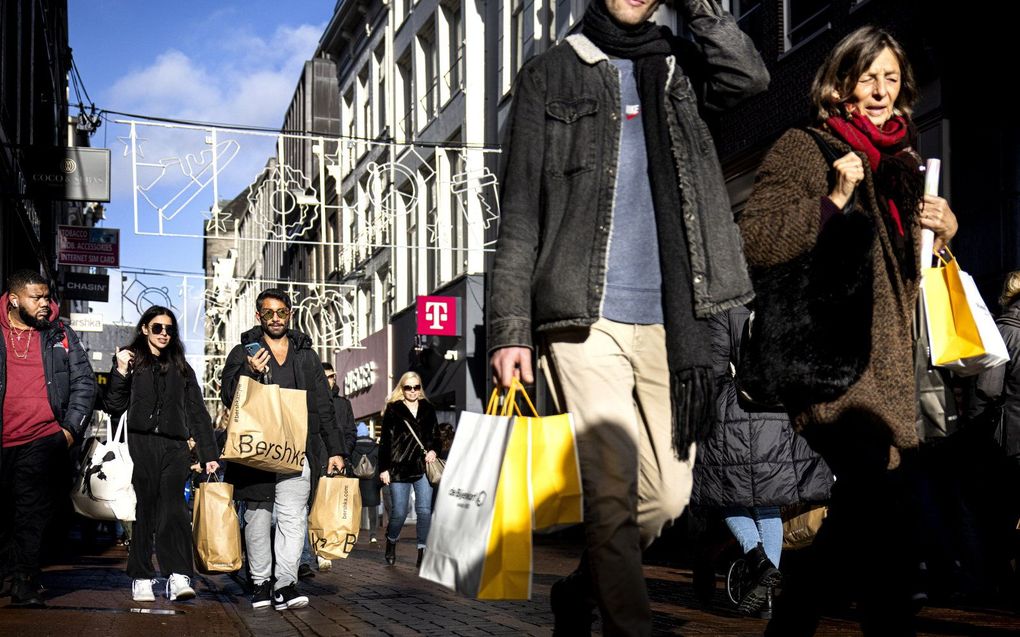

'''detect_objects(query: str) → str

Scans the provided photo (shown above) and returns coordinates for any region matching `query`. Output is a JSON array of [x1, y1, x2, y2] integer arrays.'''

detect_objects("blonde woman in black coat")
[[378, 371, 440, 568]]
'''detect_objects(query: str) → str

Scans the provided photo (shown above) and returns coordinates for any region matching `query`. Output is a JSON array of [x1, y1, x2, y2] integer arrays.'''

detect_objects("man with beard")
[[0, 270, 96, 606], [220, 289, 346, 611], [488, 0, 767, 633]]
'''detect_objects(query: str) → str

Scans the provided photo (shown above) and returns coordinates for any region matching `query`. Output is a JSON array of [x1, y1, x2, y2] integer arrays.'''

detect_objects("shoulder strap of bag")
[[403, 418, 427, 452], [802, 126, 858, 213], [803, 127, 842, 165]]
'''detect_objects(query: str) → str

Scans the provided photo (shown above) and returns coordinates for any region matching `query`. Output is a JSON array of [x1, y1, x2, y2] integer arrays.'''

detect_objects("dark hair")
[[810, 26, 918, 122], [256, 288, 291, 310], [126, 306, 190, 376], [322, 362, 334, 372], [6, 269, 48, 293], [438, 422, 455, 453]]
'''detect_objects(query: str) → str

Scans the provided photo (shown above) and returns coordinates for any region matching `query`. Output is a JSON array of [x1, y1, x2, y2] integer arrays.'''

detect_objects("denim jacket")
[[488, 3, 769, 353]]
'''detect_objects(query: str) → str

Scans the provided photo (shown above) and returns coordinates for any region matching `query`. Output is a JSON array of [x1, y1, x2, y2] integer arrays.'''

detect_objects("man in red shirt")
[[0, 270, 96, 606]]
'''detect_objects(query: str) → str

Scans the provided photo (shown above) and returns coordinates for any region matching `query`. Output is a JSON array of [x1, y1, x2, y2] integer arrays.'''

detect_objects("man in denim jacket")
[[488, 1, 767, 633]]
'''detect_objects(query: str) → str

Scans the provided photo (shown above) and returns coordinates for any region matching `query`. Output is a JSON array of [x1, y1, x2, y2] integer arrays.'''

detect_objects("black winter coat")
[[331, 384, 357, 458], [220, 326, 344, 503], [0, 296, 96, 471], [379, 399, 439, 483], [351, 436, 381, 507], [104, 360, 218, 464], [972, 301, 1020, 460], [691, 306, 833, 508]]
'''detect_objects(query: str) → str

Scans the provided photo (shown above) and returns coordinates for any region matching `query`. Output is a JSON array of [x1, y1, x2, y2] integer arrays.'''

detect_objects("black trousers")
[[0, 430, 68, 578], [766, 414, 920, 637], [126, 433, 194, 579]]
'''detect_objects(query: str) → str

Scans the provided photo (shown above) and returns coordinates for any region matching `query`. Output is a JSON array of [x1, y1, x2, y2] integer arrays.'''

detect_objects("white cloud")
[[106, 22, 324, 127], [102, 21, 327, 214]]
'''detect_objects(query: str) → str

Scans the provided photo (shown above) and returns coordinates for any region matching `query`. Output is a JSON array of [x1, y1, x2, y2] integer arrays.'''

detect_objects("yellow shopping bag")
[[922, 250, 1008, 374], [923, 255, 982, 364], [509, 380, 583, 531], [477, 396, 532, 600]]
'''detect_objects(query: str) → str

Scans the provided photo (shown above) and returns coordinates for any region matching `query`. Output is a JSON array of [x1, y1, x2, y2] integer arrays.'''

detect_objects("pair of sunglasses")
[[403, 384, 422, 391], [259, 308, 292, 321], [149, 323, 175, 336]]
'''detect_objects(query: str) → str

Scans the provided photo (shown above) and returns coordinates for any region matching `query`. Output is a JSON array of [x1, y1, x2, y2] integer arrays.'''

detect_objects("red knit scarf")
[[825, 113, 909, 236]]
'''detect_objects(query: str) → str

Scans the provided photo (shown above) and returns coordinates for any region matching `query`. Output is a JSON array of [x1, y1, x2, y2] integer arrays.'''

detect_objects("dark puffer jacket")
[[691, 306, 832, 508], [971, 300, 1020, 460], [0, 294, 96, 467], [379, 399, 439, 483]]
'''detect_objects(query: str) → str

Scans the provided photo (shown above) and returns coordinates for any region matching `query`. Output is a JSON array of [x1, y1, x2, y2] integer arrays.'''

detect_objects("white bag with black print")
[[71, 413, 136, 521]]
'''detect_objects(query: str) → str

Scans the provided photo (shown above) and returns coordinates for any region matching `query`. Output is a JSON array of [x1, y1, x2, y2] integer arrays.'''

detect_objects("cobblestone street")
[[2, 529, 1017, 636]]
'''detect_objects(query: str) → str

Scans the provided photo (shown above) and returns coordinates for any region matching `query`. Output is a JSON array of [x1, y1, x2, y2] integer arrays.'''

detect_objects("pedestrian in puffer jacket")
[[692, 306, 832, 615], [104, 306, 219, 603]]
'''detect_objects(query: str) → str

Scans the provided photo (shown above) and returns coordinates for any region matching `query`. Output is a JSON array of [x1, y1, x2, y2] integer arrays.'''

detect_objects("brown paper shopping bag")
[[192, 476, 243, 573], [223, 376, 308, 473], [308, 474, 362, 559]]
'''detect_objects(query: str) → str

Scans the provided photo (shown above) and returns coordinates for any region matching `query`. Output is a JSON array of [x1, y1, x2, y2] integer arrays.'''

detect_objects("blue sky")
[[68, 1, 330, 344]]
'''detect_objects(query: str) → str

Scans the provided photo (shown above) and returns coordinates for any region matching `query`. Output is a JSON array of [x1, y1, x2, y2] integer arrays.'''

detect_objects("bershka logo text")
[[449, 488, 487, 509], [235, 434, 305, 467]]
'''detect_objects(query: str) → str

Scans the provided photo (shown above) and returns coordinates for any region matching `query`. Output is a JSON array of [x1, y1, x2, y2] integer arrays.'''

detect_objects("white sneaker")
[[317, 556, 332, 572], [132, 578, 156, 602], [166, 573, 195, 601]]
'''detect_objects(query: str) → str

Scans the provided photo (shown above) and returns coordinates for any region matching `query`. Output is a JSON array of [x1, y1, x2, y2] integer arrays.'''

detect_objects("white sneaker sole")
[[273, 596, 309, 611], [169, 587, 195, 601], [252, 599, 273, 609], [133, 593, 155, 602]]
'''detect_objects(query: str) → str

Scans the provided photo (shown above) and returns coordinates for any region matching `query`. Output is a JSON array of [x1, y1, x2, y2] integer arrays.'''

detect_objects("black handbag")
[[736, 128, 875, 408]]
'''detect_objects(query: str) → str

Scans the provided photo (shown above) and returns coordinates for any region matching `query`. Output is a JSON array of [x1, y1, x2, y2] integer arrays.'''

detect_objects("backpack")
[[352, 451, 376, 478]]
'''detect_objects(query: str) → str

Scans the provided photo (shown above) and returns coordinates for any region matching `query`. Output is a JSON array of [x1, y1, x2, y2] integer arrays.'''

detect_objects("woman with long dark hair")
[[104, 306, 219, 602], [378, 371, 440, 568], [738, 27, 957, 635]]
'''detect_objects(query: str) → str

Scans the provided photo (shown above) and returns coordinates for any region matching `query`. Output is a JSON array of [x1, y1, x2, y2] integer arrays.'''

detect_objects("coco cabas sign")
[[25, 147, 111, 202]]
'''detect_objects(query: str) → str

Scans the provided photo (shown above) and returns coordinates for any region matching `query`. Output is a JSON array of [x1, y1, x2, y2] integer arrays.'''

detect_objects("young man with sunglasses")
[[220, 289, 347, 611], [1, 269, 96, 606]]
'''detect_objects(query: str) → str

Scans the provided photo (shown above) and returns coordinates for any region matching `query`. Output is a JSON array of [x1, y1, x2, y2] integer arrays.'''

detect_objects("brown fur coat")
[[738, 127, 921, 458]]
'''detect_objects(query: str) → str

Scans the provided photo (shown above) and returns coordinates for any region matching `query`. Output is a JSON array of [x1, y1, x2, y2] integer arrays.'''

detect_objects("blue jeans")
[[386, 475, 433, 548], [723, 505, 783, 567]]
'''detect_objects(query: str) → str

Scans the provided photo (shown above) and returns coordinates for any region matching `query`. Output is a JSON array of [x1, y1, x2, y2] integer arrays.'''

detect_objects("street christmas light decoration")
[[116, 118, 501, 252]]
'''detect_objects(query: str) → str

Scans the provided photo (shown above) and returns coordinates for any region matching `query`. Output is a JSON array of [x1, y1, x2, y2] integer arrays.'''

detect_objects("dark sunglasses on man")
[[259, 308, 292, 321], [149, 323, 175, 336]]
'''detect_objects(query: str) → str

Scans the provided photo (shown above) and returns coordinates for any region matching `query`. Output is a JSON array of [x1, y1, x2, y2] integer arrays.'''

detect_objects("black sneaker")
[[551, 576, 596, 636], [273, 584, 309, 610], [251, 580, 273, 609], [297, 563, 315, 580], [10, 575, 44, 608]]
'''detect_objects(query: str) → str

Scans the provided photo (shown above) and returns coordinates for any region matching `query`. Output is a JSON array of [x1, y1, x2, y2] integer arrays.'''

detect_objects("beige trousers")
[[543, 318, 694, 636]]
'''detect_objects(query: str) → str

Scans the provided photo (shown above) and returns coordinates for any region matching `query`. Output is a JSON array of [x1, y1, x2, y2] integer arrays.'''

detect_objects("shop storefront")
[[333, 326, 390, 436], [389, 274, 487, 426]]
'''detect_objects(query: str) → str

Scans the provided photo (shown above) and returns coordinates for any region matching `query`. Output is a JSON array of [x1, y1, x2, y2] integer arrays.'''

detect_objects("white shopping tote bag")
[[71, 413, 137, 521]]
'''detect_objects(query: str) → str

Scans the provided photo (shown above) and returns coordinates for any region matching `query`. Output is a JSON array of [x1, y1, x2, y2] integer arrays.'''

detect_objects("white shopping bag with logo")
[[71, 413, 136, 521], [419, 390, 533, 599]]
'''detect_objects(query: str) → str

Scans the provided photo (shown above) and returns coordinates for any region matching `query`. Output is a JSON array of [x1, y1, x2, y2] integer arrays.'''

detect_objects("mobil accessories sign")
[[57, 226, 120, 267]]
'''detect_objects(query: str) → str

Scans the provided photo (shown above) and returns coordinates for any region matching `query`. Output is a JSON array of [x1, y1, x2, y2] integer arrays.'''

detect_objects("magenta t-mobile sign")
[[416, 295, 460, 336]]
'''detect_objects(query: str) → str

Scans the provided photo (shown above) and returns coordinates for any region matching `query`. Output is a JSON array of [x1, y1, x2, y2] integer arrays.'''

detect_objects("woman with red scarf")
[[738, 26, 957, 636]]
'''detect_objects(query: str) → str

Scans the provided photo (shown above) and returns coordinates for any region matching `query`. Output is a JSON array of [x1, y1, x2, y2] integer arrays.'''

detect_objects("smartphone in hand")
[[244, 341, 264, 357]]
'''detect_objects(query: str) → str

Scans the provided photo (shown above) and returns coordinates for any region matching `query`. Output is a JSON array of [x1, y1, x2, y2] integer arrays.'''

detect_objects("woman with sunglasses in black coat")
[[104, 306, 219, 603], [378, 371, 440, 568]]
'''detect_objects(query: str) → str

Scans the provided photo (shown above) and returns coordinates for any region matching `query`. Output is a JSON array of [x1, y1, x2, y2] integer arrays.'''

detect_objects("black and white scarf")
[[582, 0, 716, 461]]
